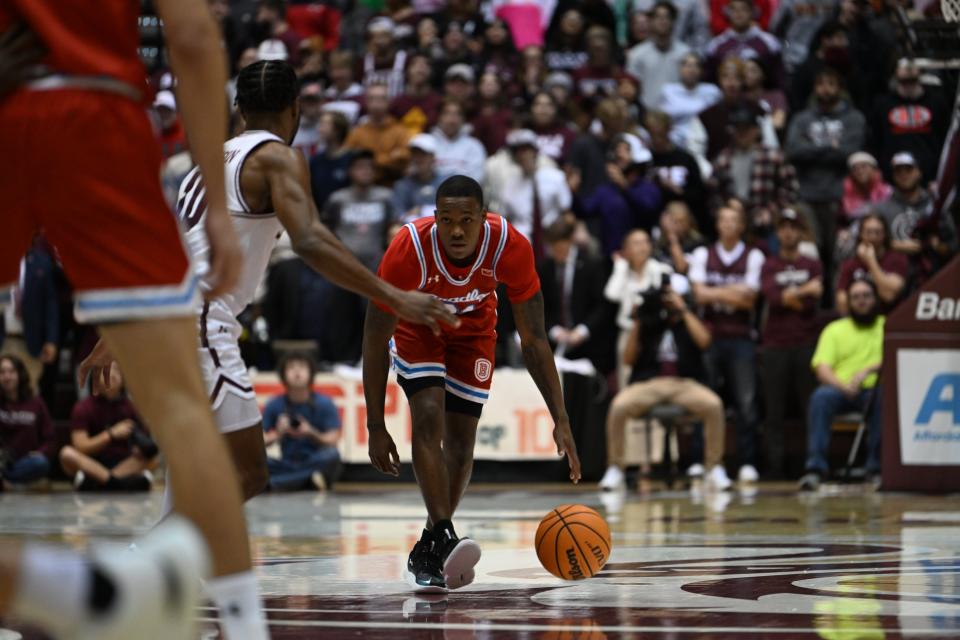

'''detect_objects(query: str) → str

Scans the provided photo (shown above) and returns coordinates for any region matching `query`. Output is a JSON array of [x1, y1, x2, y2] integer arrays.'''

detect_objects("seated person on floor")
[[0, 355, 55, 489], [599, 275, 731, 492], [59, 366, 158, 492], [799, 277, 884, 492], [263, 351, 343, 491]]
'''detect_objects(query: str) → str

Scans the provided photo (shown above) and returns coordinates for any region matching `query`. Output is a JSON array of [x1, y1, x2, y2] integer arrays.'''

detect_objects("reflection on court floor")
[[1, 484, 959, 638]]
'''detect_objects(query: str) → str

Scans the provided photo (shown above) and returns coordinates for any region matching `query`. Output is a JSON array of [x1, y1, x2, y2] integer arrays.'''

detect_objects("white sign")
[[253, 369, 561, 464], [897, 349, 960, 465]]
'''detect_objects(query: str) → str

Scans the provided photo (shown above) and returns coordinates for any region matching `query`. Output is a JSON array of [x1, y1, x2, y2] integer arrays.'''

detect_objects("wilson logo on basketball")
[[475, 358, 492, 382], [566, 548, 585, 580]]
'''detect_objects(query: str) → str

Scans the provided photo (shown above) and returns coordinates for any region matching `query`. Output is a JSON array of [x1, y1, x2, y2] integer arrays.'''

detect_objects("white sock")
[[206, 570, 269, 640], [12, 544, 90, 635]]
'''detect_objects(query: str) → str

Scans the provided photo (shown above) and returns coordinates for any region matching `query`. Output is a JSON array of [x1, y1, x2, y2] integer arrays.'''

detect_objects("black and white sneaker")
[[404, 530, 447, 593], [433, 520, 481, 589]]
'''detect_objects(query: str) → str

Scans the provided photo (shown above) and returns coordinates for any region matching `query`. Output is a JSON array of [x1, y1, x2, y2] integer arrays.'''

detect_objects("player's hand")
[[203, 205, 242, 300], [110, 420, 135, 441], [391, 290, 460, 336], [368, 425, 400, 476], [553, 419, 581, 484], [78, 338, 120, 395], [40, 342, 57, 364], [0, 22, 46, 99]]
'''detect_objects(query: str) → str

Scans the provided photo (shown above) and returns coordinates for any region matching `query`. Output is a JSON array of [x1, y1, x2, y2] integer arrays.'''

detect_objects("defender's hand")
[[203, 205, 242, 300], [553, 420, 581, 484], [391, 290, 460, 336], [368, 426, 400, 476]]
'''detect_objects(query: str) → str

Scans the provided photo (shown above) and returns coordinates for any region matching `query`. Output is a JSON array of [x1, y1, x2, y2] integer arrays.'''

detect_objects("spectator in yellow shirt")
[[799, 277, 884, 491]]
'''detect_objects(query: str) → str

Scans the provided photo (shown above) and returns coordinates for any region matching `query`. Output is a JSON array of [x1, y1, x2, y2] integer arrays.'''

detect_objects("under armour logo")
[[427, 275, 441, 285]]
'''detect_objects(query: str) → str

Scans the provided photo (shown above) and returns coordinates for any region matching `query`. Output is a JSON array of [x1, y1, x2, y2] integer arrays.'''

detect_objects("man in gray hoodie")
[[785, 67, 866, 284]]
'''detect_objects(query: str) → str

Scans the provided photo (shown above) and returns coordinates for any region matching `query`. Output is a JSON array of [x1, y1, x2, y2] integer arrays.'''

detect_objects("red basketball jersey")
[[0, 0, 145, 93], [377, 214, 541, 336]]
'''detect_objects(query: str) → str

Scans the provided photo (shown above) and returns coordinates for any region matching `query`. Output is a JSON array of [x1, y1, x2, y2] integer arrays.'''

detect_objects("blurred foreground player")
[[363, 175, 582, 591], [0, 1, 265, 638]]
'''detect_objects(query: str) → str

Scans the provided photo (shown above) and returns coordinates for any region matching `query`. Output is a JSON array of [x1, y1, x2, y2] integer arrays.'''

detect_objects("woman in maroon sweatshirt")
[[0, 355, 54, 488]]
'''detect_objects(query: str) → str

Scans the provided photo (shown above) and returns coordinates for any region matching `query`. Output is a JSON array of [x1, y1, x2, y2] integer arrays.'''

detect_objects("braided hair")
[[235, 60, 299, 115]]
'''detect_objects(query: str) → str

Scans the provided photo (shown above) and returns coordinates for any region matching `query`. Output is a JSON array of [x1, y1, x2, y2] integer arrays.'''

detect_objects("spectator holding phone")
[[263, 352, 343, 491]]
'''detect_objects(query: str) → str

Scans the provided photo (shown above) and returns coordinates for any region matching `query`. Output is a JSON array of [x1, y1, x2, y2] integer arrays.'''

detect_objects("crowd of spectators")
[[2, 0, 958, 492]]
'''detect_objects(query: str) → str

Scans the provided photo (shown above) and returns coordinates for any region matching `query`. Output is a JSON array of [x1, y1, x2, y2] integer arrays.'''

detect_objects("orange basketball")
[[535, 504, 612, 580]]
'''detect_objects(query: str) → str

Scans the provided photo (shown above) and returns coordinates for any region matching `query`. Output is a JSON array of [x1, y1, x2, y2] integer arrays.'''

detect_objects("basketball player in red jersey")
[[363, 175, 582, 591], [0, 1, 266, 638]]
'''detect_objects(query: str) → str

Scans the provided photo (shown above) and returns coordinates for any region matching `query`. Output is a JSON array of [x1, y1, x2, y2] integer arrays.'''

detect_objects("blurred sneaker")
[[405, 530, 447, 593], [705, 465, 732, 491], [311, 470, 327, 492], [798, 472, 821, 492], [434, 520, 480, 590], [598, 465, 625, 491], [71, 516, 209, 640], [738, 465, 759, 483], [686, 463, 705, 478]]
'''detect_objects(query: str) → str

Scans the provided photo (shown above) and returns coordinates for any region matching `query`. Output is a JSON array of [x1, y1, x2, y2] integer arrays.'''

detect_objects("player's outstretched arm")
[[362, 302, 401, 476], [156, 0, 240, 299], [257, 144, 457, 334], [512, 291, 582, 484]]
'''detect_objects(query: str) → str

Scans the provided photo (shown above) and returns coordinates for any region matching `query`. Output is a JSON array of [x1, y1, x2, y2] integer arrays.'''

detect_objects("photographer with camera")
[[598, 273, 731, 492], [262, 352, 343, 491], [60, 367, 158, 492]]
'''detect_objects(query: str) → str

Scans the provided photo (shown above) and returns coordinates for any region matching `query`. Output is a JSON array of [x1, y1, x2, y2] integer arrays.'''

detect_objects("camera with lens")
[[634, 273, 672, 327], [129, 423, 159, 459], [286, 414, 302, 429]]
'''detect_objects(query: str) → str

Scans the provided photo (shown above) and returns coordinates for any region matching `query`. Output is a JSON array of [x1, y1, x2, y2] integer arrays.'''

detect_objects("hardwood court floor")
[[1, 482, 959, 638]]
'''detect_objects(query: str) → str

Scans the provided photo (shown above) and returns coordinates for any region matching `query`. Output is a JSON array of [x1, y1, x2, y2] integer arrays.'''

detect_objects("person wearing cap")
[[835, 213, 908, 315], [291, 82, 324, 158], [626, 2, 691, 111], [322, 149, 400, 272], [759, 208, 823, 479], [870, 57, 950, 182], [442, 63, 477, 108], [569, 133, 662, 257], [392, 134, 445, 222], [688, 205, 766, 483], [501, 130, 573, 259], [842, 152, 892, 223], [344, 82, 412, 184], [390, 53, 442, 135], [438, 23, 480, 81], [785, 67, 865, 281], [362, 16, 406, 99], [152, 90, 187, 160], [253, 0, 302, 65], [875, 151, 957, 259], [431, 99, 486, 183], [710, 100, 798, 235]]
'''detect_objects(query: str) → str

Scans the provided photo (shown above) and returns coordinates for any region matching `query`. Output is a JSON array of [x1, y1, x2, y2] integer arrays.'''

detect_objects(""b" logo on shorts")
[[474, 358, 492, 382]]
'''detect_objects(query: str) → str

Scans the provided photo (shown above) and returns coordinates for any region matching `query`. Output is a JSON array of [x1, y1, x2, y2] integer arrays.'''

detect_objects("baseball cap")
[[777, 207, 804, 227], [409, 133, 438, 154], [544, 72, 574, 92], [367, 16, 396, 34], [617, 133, 652, 165], [506, 129, 538, 149], [847, 151, 877, 169], [153, 90, 176, 111], [891, 151, 918, 168], [256, 38, 288, 61], [444, 64, 476, 83]]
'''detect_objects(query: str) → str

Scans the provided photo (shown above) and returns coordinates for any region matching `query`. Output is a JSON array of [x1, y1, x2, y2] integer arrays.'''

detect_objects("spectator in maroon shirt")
[[835, 213, 909, 315], [572, 27, 625, 106], [390, 52, 442, 135], [471, 72, 515, 154], [59, 367, 158, 492], [528, 91, 577, 164], [759, 208, 823, 478], [0, 355, 54, 489]]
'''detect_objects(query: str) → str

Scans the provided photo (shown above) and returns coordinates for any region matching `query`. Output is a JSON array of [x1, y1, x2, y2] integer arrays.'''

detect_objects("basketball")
[[536, 505, 612, 580]]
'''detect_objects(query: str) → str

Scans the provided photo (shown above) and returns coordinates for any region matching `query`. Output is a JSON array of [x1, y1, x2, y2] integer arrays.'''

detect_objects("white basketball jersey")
[[178, 130, 285, 316]]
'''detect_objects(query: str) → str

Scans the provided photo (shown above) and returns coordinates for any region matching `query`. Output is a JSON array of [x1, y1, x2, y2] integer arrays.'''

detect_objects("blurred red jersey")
[[0, 0, 145, 93], [377, 214, 541, 337]]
